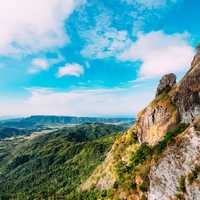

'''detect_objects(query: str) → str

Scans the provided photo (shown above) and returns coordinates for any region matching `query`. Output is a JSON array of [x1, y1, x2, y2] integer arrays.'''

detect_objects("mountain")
[[0, 115, 134, 129], [1, 51, 200, 200], [80, 50, 200, 199], [0, 123, 125, 199]]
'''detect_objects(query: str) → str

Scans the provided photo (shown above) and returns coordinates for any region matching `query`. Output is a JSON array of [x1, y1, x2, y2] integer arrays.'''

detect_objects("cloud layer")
[[0, 87, 154, 117], [120, 31, 194, 77], [0, 0, 81, 56]]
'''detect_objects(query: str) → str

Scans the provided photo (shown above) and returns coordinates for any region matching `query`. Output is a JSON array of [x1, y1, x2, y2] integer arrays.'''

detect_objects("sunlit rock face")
[[136, 73, 178, 145], [82, 50, 200, 200], [136, 50, 200, 144], [136, 103, 178, 145]]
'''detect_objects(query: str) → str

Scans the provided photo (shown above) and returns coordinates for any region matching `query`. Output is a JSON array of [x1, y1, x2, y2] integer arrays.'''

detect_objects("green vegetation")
[[0, 127, 32, 139], [66, 188, 114, 200], [112, 123, 189, 198], [0, 123, 123, 199], [153, 123, 188, 156], [178, 176, 186, 193], [129, 123, 188, 170], [139, 182, 149, 192], [188, 165, 200, 184], [130, 144, 152, 169]]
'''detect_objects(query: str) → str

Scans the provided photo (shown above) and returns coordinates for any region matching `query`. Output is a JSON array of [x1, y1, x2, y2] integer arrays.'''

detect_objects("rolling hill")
[[0, 123, 125, 199]]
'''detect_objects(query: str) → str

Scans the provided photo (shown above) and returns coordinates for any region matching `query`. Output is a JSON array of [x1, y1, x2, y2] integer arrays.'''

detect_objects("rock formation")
[[81, 49, 200, 200], [156, 73, 176, 96]]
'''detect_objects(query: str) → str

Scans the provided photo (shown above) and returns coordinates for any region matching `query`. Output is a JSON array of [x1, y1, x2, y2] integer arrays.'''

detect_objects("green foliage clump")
[[178, 176, 186, 193], [128, 181, 137, 190], [66, 188, 113, 200], [188, 165, 200, 184], [153, 123, 188, 156], [130, 144, 152, 169], [139, 182, 149, 192]]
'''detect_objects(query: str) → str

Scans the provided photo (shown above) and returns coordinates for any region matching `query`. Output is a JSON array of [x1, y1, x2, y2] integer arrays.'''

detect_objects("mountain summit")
[[81, 49, 200, 200]]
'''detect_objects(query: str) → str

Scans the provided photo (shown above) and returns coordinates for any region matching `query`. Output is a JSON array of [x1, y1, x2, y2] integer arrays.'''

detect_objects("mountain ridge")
[[80, 49, 200, 200], [0, 115, 134, 128]]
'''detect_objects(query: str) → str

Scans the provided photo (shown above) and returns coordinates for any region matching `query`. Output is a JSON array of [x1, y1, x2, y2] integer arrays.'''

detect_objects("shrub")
[[128, 181, 137, 190], [113, 181, 119, 189], [188, 165, 200, 184], [188, 171, 198, 184], [153, 123, 189, 156], [130, 144, 152, 168], [178, 176, 186, 193], [100, 190, 107, 197], [139, 181, 149, 192]]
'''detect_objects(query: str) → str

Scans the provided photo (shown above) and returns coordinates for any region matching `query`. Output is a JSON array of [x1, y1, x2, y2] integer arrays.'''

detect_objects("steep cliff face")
[[149, 117, 200, 200], [81, 50, 200, 200], [173, 53, 200, 123], [136, 94, 178, 145]]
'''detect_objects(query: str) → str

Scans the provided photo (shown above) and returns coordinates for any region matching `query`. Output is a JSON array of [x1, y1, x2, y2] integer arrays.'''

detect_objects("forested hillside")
[[0, 123, 124, 199]]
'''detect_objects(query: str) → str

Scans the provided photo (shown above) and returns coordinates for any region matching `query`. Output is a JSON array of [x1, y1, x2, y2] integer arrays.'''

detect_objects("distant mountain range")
[[0, 115, 134, 129]]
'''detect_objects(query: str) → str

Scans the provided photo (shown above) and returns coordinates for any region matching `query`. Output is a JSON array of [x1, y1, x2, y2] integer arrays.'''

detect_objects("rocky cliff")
[[81, 50, 200, 200]]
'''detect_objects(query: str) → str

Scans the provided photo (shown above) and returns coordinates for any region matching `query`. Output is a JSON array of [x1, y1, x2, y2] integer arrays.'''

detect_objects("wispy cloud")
[[123, 0, 181, 35], [123, 0, 178, 9], [28, 58, 49, 74], [57, 63, 84, 77], [28, 55, 64, 74], [80, 14, 132, 59]]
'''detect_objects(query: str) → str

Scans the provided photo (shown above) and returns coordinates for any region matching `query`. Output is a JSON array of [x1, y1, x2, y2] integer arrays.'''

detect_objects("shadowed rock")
[[156, 73, 176, 97]]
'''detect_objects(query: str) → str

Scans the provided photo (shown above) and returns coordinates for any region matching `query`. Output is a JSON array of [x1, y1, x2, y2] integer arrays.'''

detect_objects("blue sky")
[[0, 0, 199, 117]]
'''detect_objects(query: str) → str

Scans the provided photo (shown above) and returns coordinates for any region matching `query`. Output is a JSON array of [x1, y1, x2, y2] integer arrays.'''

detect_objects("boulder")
[[156, 73, 176, 96]]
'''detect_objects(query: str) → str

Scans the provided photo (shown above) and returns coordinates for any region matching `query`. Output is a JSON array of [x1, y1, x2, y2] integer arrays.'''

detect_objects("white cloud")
[[57, 63, 84, 77], [0, 87, 154, 116], [28, 55, 64, 74], [80, 14, 132, 59], [0, 0, 84, 56], [28, 58, 49, 74], [119, 31, 194, 78]]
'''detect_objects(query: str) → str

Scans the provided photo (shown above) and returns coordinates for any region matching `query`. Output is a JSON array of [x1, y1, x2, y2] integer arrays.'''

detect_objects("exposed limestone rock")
[[136, 100, 178, 145], [82, 50, 200, 200], [148, 119, 200, 200], [156, 73, 176, 97]]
